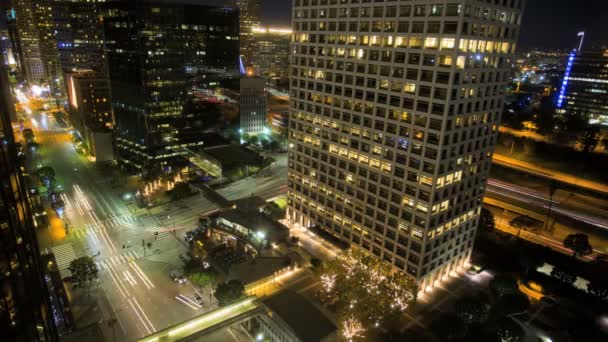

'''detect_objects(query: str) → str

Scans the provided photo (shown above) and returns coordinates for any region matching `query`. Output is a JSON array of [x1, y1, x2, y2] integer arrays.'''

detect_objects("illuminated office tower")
[[0, 54, 57, 342], [251, 27, 292, 85], [556, 49, 608, 124], [11, 0, 63, 94], [240, 75, 269, 135], [288, 0, 525, 288], [232, 0, 262, 65], [103, 1, 240, 176], [53, 0, 108, 74]]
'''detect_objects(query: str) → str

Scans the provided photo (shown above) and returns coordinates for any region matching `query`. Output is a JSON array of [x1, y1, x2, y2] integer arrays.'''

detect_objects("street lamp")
[[168, 215, 176, 235]]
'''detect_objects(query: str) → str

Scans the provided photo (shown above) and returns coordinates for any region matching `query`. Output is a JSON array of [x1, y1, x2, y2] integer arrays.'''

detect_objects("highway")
[[486, 179, 608, 230]]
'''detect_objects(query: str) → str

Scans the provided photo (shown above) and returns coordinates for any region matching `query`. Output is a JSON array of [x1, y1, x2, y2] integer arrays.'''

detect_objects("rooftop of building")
[[226, 256, 290, 285], [262, 290, 337, 342], [218, 202, 288, 242], [202, 144, 261, 168]]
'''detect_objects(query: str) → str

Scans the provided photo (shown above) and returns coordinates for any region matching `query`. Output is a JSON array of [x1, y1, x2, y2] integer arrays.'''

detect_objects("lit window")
[[424, 37, 438, 48], [440, 38, 455, 50]]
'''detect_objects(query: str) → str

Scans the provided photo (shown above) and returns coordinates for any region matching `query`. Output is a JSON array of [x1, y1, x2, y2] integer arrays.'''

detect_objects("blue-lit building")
[[557, 49, 608, 124]]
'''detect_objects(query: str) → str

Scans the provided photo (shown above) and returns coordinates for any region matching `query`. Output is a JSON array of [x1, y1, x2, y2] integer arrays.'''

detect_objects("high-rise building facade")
[[288, 0, 525, 288], [240, 75, 269, 135], [0, 54, 57, 342], [10, 0, 63, 94], [232, 0, 262, 66], [103, 1, 240, 176], [53, 0, 108, 74], [556, 49, 608, 124], [251, 27, 292, 85], [65, 70, 113, 131]]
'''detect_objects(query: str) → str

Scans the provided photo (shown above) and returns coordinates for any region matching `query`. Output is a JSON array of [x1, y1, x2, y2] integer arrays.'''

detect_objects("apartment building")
[[287, 0, 525, 288]]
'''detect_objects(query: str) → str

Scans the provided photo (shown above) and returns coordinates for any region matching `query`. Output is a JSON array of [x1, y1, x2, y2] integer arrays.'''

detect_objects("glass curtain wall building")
[[0, 54, 57, 341], [288, 0, 525, 289], [557, 49, 608, 124], [102, 1, 240, 176]]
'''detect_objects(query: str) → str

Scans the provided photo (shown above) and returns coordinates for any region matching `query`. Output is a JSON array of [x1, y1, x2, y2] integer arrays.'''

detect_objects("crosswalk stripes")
[[95, 250, 140, 271], [50, 243, 79, 271], [105, 215, 137, 228]]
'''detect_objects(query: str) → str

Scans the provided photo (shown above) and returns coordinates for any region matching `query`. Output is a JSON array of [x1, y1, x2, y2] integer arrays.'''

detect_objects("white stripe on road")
[[129, 262, 154, 289], [175, 295, 201, 310]]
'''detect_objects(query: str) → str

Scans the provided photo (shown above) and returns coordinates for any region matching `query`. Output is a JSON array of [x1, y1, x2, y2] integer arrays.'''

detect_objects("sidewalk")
[[493, 153, 608, 195]]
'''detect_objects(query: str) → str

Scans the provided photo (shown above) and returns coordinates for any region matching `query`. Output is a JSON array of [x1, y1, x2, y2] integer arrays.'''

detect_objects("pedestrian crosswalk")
[[103, 214, 138, 229], [49, 243, 80, 271], [94, 250, 140, 271]]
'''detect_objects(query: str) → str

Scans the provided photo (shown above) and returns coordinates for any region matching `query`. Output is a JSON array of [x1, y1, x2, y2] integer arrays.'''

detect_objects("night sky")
[[258, 0, 608, 51], [0, 0, 606, 51]]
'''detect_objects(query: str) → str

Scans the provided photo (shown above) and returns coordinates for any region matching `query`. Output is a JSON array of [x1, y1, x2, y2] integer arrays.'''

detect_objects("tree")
[[578, 125, 600, 153], [318, 249, 417, 328], [248, 135, 259, 145], [310, 257, 322, 268], [68, 256, 98, 296], [36, 166, 56, 188], [260, 139, 270, 150], [563, 233, 593, 258], [587, 279, 608, 301], [454, 297, 490, 325], [189, 271, 216, 287], [492, 293, 530, 316], [428, 312, 466, 341], [551, 267, 577, 286], [535, 96, 556, 134], [214, 280, 245, 306], [479, 207, 496, 232], [168, 182, 192, 201], [489, 275, 519, 297], [269, 140, 281, 152], [495, 318, 525, 342], [518, 251, 543, 276]]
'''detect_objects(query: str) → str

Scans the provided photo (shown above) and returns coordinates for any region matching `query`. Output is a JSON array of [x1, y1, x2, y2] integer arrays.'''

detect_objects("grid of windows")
[[287, 0, 525, 288]]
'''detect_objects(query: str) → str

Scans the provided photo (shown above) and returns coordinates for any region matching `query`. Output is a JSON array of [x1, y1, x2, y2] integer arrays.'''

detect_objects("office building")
[[103, 1, 240, 176], [240, 75, 268, 135], [53, 0, 108, 74], [251, 27, 292, 85], [65, 70, 114, 162], [556, 49, 608, 124], [0, 54, 57, 341], [66, 71, 113, 131], [288, 0, 525, 288], [232, 0, 261, 65], [10, 0, 63, 94]]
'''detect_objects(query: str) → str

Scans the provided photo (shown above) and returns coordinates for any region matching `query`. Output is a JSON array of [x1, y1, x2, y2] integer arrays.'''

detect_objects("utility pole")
[[544, 181, 557, 232]]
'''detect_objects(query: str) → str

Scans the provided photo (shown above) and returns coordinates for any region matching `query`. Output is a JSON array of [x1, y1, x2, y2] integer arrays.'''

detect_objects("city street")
[[22, 109, 223, 340]]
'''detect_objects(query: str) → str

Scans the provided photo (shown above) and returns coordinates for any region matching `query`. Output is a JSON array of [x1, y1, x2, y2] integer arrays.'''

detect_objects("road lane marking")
[[107, 264, 128, 298], [128, 298, 152, 335], [123, 271, 137, 286], [175, 294, 201, 310], [129, 262, 154, 289], [132, 297, 155, 333]]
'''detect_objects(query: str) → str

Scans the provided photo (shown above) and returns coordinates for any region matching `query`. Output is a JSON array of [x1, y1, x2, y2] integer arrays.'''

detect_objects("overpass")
[[137, 297, 260, 342]]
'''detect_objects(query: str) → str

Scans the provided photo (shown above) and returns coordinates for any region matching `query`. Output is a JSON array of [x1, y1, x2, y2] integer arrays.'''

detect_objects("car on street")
[[184, 230, 198, 243], [170, 270, 188, 284], [466, 264, 485, 275], [194, 294, 204, 306]]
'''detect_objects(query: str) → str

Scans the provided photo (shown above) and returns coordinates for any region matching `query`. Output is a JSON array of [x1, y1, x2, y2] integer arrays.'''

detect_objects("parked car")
[[184, 230, 197, 243], [194, 294, 204, 305], [170, 270, 188, 284], [466, 264, 485, 275]]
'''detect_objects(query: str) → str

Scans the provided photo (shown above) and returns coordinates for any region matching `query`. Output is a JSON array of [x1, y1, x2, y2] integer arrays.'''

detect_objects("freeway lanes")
[[486, 179, 608, 231], [493, 153, 608, 195]]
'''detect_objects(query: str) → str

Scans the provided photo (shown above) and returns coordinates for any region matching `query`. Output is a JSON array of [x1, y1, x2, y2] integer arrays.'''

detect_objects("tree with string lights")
[[317, 249, 417, 337]]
